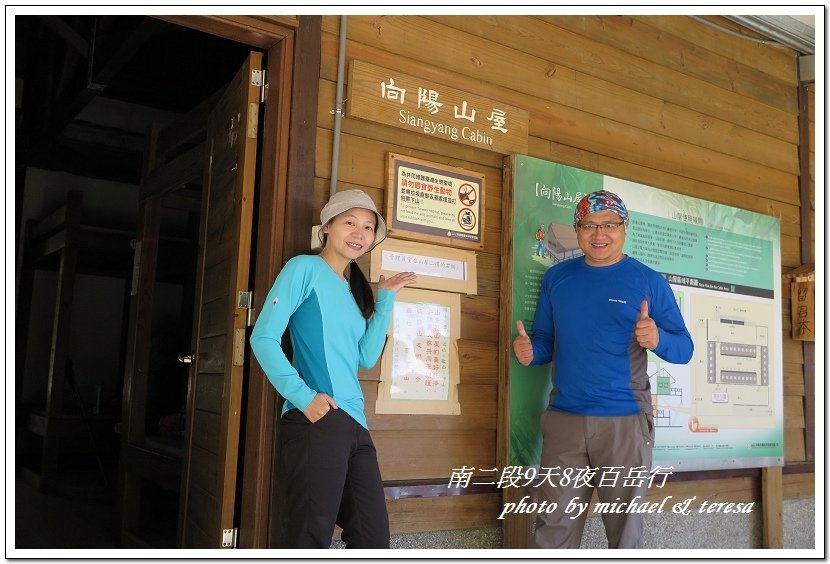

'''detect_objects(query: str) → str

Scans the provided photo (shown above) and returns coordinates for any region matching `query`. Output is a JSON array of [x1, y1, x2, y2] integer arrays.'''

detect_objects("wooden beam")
[[155, 15, 298, 48], [39, 15, 88, 57], [498, 156, 527, 548], [761, 466, 784, 548], [240, 14, 314, 550], [87, 17, 170, 90], [40, 190, 83, 492], [501, 485, 534, 548], [120, 196, 163, 446], [797, 82, 815, 461]]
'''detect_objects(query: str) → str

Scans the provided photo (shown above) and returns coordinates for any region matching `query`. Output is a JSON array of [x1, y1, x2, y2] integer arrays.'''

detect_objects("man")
[[513, 190, 693, 549], [534, 224, 546, 257]]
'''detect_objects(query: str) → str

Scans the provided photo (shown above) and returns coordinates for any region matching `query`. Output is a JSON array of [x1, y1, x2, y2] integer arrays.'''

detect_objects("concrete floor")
[[12, 453, 504, 552], [13, 454, 121, 550]]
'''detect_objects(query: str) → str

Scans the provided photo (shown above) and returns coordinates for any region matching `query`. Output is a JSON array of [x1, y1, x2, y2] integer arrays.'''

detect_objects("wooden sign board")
[[791, 278, 815, 341], [386, 153, 485, 250], [348, 59, 529, 155]]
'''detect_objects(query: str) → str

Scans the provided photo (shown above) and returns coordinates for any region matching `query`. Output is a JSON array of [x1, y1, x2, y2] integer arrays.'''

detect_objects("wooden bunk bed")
[[16, 190, 135, 492]]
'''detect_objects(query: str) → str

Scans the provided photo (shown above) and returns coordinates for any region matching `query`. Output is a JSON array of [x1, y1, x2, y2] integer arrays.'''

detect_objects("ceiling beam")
[[40, 15, 88, 57]]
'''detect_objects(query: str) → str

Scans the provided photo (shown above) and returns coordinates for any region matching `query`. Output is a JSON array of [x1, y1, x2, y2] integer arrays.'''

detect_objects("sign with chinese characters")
[[784, 266, 815, 341], [376, 288, 461, 415], [360, 238, 478, 295], [508, 155, 783, 473], [348, 59, 528, 155], [386, 153, 485, 249]]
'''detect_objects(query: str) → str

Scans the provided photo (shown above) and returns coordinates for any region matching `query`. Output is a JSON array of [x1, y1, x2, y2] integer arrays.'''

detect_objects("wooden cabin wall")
[[314, 15, 814, 535]]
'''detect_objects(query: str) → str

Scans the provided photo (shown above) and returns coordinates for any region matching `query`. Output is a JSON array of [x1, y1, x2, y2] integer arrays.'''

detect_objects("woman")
[[250, 189, 416, 548]]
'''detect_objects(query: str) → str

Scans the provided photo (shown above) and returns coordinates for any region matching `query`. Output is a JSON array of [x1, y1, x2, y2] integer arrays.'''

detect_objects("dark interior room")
[[14, 13, 254, 550]]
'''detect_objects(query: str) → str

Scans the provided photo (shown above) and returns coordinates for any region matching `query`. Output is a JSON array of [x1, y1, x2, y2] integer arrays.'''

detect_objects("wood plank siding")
[[313, 15, 812, 535]]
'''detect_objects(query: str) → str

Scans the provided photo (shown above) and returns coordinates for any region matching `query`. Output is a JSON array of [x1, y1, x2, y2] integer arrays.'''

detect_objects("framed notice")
[[386, 153, 485, 250], [376, 288, 461, 415], [360, 238, 478, 295]]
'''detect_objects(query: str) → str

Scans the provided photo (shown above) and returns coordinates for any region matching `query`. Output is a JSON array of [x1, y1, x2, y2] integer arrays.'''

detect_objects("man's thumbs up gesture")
[[634, 299, 659, 350], [513, 320, 534, 366]]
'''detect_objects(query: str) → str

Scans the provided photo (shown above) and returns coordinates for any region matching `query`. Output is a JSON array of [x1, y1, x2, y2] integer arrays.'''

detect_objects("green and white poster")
[[509, 155, 783, 472]]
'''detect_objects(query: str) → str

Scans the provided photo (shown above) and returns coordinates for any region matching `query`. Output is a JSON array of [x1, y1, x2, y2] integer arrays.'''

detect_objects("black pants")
[[279, 408, 390, 548]]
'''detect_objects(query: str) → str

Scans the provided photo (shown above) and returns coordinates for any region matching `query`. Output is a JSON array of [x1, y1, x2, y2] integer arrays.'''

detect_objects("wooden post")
[[501, 485, 535, 548], [40, 190, 82, 492], [761, 466, 784, 548]]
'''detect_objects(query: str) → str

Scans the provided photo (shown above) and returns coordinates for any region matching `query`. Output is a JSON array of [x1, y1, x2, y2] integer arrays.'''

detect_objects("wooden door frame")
[[154, 15, 320, 548]]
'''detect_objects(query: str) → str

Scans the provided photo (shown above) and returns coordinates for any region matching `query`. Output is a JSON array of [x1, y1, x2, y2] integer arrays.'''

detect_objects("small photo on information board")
[[386, 153, 485, 250]]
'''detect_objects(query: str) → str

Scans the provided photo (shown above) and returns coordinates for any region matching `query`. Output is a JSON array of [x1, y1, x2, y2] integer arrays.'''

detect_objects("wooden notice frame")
[[376, 287, 461, 415], [386, 153, 485, 250], [361, 238, 478, 295]]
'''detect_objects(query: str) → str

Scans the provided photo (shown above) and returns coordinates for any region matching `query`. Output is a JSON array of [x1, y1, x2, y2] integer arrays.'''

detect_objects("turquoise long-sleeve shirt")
[[250, 255, 395, 429]]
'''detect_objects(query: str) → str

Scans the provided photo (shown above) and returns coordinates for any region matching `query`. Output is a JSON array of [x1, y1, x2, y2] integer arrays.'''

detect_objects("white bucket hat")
[[318, 189, 388, 250]]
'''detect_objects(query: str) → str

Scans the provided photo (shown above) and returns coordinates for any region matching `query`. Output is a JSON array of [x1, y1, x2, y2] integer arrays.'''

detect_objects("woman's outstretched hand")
[[378, 271, 417, 292]]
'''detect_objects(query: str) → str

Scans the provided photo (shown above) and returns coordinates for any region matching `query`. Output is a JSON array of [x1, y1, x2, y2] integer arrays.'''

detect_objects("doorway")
[[14, 15, 255, 550], [15, 14, 309, 550]]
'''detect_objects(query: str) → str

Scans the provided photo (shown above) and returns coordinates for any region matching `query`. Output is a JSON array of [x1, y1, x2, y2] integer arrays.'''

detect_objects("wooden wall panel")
[[201, 259, 232, 303], [183, 482, 213, 542], [311, 14, 812, 537], [191, 408, 221, 453], [457, 339, 498, 384], [632, 16, 798, 85], [783, 396, 806, 429], [189, 444, 218, 494], [193, 372, 223, 413], [783, 470, 814, 499], [435, 15, 799, 166], [552, 15, 798, 109], [373, 429, 496, 480], [387, 492, 502, 534], [783, 362, 806, 396], [199, 298, 230, 339], [784, 427, 807, 462], [335, 15, 798, 179]]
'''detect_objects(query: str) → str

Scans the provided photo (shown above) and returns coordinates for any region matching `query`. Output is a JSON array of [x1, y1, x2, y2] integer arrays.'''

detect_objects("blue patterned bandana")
[[573, 190, 629, 226]]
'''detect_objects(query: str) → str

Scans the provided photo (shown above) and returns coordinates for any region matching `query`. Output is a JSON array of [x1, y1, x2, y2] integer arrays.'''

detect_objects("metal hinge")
[[251, 68, 264, 87], [222, 527, 238, 548], [252, 68, 266, 103], [232, 328, 246, 367], [238, 290, 255, 326]]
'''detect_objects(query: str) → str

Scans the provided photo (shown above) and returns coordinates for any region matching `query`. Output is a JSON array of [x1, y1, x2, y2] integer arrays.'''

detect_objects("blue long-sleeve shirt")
[[528, 256, 693, 416], [250, 255, 395, 429]]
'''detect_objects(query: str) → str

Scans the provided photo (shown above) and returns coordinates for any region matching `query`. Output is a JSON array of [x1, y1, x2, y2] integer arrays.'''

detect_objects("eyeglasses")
[[577, 221, 625, 232]]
